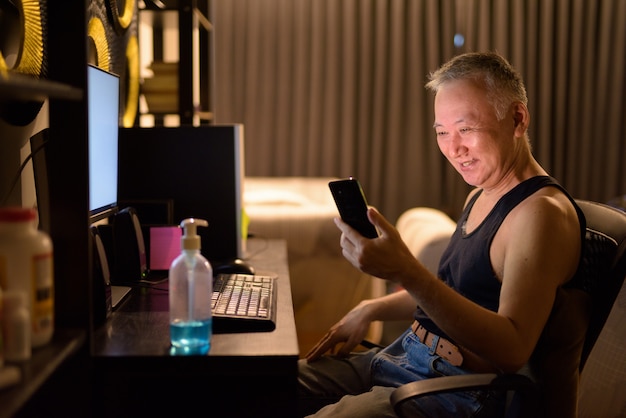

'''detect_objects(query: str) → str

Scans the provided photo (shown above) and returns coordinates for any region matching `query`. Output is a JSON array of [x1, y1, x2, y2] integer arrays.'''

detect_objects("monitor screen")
[[118, 125, 245, 264], [87, 65, 120, 222]]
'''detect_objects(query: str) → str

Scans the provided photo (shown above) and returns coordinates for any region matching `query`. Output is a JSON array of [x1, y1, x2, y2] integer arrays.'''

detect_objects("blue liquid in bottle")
[[170, 318, 212, 355]]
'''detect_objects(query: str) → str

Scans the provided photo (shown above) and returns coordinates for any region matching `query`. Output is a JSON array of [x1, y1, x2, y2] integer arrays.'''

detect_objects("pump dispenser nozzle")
[[180, 218, 208, 251]]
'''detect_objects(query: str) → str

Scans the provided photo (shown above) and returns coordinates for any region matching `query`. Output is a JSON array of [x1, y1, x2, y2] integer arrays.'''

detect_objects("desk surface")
[[92, 239, 299, 418], [94, 238, 299, 358]]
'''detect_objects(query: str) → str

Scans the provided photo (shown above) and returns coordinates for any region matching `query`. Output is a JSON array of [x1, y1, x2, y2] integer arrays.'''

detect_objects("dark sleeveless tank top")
[[413, 176, 586, 342]]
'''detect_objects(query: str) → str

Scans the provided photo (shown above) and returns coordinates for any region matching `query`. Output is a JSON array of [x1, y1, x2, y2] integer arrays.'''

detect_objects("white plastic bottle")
[[169, 218, 213, 355], [0, 207, 54, 348], [2, 291, 31, 362]]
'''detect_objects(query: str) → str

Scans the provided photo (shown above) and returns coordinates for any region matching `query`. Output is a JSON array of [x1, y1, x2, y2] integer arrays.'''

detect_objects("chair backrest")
[[527, 200, 626, 417], [576, 200, 626, 366]]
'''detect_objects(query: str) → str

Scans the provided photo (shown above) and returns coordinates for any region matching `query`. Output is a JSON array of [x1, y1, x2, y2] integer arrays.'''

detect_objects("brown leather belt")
[[411, 320, 500, 373], [411, 320, 464, 366]]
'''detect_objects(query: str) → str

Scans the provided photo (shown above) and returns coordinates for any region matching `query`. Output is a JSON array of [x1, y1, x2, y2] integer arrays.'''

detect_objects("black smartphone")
[[329, 177, 378, 238]]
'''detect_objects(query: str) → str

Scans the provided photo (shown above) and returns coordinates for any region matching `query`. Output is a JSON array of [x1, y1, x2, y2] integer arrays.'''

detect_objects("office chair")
[[390, 200, 626, 418]]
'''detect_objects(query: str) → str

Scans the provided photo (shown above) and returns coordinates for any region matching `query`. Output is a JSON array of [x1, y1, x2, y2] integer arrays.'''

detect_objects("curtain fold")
[[213, 0, 625, 222]]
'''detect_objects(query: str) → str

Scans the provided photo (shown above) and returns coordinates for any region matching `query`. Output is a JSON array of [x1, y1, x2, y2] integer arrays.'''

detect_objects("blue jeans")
[[298, 328, 505, 417]]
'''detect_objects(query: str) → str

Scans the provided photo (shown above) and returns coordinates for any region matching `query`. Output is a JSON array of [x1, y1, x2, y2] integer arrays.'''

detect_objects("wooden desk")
[[92, 239, 299, 417]]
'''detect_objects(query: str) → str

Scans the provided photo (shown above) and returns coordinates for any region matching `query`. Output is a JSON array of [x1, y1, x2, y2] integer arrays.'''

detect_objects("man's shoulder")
[[511, 187, 579, 231]]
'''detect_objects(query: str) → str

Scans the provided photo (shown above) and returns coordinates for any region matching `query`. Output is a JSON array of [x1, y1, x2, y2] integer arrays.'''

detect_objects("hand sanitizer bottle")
[[169, 218, 212, 355]]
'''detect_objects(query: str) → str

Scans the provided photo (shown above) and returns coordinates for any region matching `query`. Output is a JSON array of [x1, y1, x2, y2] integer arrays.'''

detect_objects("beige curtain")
[[213, 0, 625, 222], [456, 0, 626, 209]]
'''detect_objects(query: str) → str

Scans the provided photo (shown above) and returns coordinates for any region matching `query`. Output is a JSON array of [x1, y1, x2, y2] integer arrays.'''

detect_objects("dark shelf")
[[138, 0, 213, 125], [141, 0, 180, 11], [0, 73, 82, 103], [0, 2, 90, 417], [0, 328, 86, 418]]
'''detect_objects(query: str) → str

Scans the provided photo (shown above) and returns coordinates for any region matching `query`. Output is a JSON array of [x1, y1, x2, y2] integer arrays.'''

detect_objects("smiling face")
[[433, 78, 523, 190]]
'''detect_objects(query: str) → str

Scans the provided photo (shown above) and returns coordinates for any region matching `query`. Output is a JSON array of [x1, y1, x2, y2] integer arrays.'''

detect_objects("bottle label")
[[31, 252, 54, 336]]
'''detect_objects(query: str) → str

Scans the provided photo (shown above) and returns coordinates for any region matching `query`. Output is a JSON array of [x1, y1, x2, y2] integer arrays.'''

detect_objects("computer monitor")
[[30, 66, 121, 231], [117, 125, 245, 265], [87, 64, 120, 223]]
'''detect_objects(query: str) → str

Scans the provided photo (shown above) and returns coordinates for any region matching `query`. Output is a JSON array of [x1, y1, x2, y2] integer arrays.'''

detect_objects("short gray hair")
[[425, 52, 528, 121]]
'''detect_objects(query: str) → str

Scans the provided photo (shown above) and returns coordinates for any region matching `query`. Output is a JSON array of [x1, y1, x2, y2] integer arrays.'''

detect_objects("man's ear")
[[512, 102, 529, 133]]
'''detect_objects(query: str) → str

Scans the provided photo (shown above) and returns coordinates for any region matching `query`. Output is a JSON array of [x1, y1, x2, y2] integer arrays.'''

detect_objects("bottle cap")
[[0, 207, 36, 222], [180, 218, 208, 250]]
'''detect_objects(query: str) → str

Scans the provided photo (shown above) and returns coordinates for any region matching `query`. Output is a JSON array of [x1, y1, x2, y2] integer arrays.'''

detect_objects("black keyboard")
[[211, 273, 278, 333]]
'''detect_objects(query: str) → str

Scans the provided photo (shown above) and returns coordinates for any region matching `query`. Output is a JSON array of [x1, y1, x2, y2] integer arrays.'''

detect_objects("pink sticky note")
[[150, 226, 181, 270]]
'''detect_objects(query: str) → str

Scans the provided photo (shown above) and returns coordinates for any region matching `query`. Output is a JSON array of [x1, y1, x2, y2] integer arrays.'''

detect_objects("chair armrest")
[[359, 339, 384, 350], [390, 373, 538, 418]]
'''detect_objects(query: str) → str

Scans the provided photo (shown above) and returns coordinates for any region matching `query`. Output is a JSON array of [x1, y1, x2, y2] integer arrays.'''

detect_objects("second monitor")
[[117, 125, 245, 266]]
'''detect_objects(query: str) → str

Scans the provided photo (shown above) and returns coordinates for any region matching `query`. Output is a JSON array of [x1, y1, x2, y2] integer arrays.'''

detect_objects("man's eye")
[[436, 131, 447, 136]]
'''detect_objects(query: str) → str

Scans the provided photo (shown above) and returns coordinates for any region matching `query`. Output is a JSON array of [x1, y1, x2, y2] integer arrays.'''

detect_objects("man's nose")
[[448, 133, 466, 158]]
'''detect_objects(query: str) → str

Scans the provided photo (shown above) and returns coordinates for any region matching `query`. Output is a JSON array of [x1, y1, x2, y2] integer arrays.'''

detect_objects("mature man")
[[298, 51, 585, 417]]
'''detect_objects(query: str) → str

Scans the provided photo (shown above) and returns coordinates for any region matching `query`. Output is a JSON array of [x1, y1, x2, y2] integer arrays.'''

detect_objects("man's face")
[[432, 78, 517, 189]]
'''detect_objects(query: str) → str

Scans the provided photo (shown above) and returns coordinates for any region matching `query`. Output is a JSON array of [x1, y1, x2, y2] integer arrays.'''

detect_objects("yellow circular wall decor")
[[0, 0, 46, 126], [105, 0, 135, 34], [0, 0, 44, 76], [87, 16, 111, 71], [123, 34, 139, 127]]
